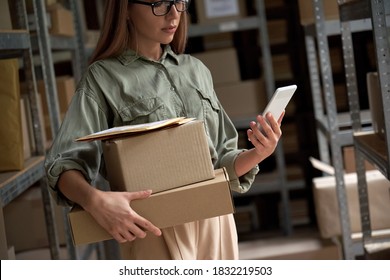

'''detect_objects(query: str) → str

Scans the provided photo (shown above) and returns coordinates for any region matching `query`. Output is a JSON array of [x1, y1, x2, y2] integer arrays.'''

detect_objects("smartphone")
[[262, 85, 297, 121]]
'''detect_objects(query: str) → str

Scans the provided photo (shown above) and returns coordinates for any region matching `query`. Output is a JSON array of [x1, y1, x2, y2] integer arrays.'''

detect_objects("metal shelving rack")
[[189, 0, 306, 235], [0, 0, 59, 260], [338, 0, 390, 257], [302, 0, 377, 259], [29, 0, 99, 260], [0, 0, 96, 260]]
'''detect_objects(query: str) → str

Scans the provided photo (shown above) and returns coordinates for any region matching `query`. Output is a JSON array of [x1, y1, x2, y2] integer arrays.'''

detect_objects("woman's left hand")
[[247, 111, 284, 162]]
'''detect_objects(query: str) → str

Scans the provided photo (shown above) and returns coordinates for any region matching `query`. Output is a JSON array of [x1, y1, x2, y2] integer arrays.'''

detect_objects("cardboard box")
[[48, 4, 75, 37], [195, 0, 247, 24], [38, 76, 75, 116], [68, 168, 234, 245], [214, 79, 267, 119], [298, 0, 339, 25], [0, 59, 24, 171], [267, 19, 288, 46], [298, 0, 340, 25], [103, 120, 215, 193], [26, 0, 58, 13], [3, 185, 66, 253], [313, 170, 390, 238], [193, 48, 241, 85], [203, 33, 234, 50], [343, 146, 376, 173], [20, 99, 32, 160], [35, 75, 75, 141], [367, 72, 385, 139], [0, 0, 12, 29], [272, 54, 293, 81]]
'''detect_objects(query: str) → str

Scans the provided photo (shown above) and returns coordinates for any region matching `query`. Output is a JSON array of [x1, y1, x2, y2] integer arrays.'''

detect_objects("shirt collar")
[[117, 45, 180, 65]]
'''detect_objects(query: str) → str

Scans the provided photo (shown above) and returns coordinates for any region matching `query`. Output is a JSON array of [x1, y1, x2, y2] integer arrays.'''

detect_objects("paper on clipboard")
[[75, 117, 194, 142]]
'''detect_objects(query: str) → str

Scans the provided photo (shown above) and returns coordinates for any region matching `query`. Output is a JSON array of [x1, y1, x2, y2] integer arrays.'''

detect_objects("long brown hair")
[[89, 0, 189, 64]]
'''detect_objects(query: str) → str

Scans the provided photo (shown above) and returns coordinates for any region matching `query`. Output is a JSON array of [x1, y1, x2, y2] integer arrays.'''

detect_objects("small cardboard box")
[[367, 72, 385, 139], [343, 146, 376, 173], [195, 0, 247, 24], [214, 79, 267, 120], [102, 120, 215, 193], [193, 48, 241, 85], [298, 0, 339, 25], [48, 4, 75, 37], [68, 168, 234, 245]]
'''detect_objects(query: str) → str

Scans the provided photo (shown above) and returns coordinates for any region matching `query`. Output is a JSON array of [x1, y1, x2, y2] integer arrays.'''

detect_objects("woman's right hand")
[[84, 189, 162, 243]]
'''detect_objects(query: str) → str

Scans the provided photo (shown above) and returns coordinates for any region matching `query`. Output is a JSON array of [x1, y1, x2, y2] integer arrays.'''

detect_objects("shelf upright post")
[[255, 0, 292, 236], [337, 0, 370, 258], [11, 0, 45, 156], [311, 0, 355, 259], [5, 0, 61, 260], [304, 29, 330, 166], [31, 0, 80, 260], [31, 0, 61, 139], [67, 0, 87, 82], [368, 0, 390, 174]]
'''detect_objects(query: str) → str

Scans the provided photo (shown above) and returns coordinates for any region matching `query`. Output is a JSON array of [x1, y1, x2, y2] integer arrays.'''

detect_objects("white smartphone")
[[262, 85, 297, 121]]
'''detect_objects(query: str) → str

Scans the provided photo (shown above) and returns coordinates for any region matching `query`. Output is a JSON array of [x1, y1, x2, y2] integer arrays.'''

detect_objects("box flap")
[[309, 157, 335, 175], [75, 117, 194, 142]]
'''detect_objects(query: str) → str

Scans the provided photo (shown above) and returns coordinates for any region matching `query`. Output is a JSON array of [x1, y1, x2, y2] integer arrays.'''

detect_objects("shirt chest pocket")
[[117, 97, 169, 126], [185, 88, 220, 125]]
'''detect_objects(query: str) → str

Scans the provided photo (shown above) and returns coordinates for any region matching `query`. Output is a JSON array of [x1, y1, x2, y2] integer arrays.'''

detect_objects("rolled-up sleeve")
[[44, 84, 109, 206]]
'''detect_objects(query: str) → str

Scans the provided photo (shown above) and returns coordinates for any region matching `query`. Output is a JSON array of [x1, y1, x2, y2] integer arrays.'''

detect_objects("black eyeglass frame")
[[129, 0, 190, 16]]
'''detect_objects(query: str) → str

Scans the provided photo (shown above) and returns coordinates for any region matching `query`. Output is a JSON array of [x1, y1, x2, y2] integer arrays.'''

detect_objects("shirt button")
[[171, 87, 175, 92]]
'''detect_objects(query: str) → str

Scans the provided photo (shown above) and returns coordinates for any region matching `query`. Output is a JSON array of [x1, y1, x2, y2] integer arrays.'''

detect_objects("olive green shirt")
[[45, 45, 259, 206]]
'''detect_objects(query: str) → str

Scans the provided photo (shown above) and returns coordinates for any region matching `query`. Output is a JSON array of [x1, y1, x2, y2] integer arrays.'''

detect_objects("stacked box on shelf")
[[3, 184, 66, 253], [298, 0, 339, 25], [193, 48, 267, 121], [271, 54, 293, 82], [47, 3, 75, 37], [0, 59, 24, 172], [313, 169, 390, 239], [267, 19, 288, 46], [195, 0, 247, 24], [36, 76, 76, 142]]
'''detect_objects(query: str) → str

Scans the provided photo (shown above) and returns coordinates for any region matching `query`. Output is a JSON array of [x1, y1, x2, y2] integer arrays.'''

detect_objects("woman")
[[45, 0, 283, 260]]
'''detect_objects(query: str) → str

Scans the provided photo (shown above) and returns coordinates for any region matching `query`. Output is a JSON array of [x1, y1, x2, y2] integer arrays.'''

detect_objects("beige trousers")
[[120, 214, 238, 260]]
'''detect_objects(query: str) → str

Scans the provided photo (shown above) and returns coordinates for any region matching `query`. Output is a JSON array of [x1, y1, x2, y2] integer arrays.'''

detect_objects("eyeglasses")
[[129, 0, 190, 16]]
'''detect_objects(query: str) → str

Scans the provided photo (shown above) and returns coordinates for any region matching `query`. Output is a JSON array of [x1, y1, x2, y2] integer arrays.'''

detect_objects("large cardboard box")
[[195, 0, 247, 24], [298, 0, 339, 25], [103, 120, 215, 193], [193, 48, 241, 85], [313, 170, 390, 238], [214, 79, 267, 119], [68, 168, 234, 245]]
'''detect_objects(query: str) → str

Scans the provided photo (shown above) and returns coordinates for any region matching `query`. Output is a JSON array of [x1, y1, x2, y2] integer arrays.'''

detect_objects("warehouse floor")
[[14, 225, 344, 260], [238, 225, 341, 260]]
